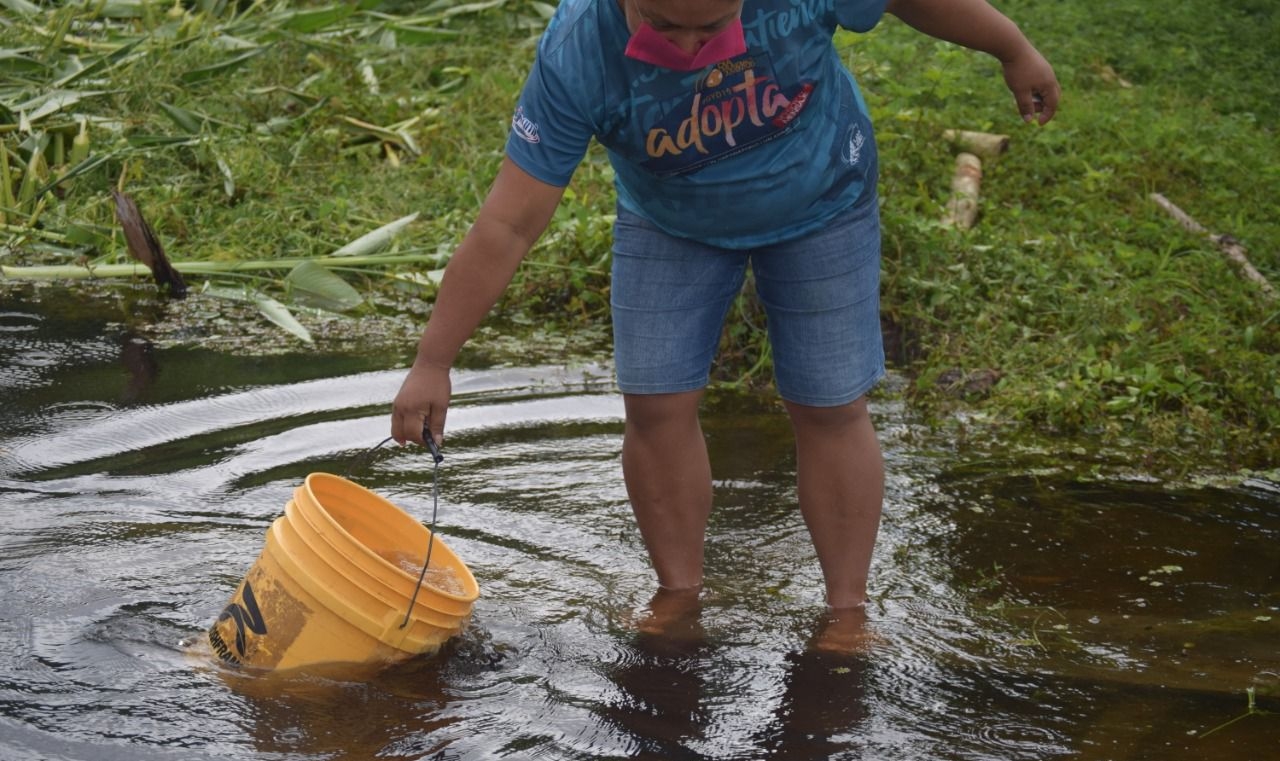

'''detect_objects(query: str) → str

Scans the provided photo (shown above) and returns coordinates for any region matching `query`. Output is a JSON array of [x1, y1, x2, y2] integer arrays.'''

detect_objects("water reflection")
[[599, 619, 874, 760], [215, 660, 462, 760], [0, 292, 1277, 760]]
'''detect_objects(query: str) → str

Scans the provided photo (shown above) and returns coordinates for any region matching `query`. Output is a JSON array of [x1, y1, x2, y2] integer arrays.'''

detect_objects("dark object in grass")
[[938, 367, 1003, 398], [112, 189, 188, 298]]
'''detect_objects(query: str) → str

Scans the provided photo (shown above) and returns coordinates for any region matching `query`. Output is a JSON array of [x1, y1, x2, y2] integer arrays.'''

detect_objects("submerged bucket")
[[208, 472, 479, 671]]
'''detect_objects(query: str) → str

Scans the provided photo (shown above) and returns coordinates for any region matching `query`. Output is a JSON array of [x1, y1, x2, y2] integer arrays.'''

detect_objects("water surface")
[[1, 293, 1276, 760]]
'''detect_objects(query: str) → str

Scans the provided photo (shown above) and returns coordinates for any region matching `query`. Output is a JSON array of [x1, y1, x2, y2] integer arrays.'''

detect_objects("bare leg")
[[622, 390, 712, 591], [786, 397, 883, 610]]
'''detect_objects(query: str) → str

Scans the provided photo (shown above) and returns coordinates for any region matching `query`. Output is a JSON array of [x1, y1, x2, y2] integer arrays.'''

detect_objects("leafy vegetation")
[[852, 0, 1279, 472], [0, 0, 562, 342], [1, 0, 1276, 473]]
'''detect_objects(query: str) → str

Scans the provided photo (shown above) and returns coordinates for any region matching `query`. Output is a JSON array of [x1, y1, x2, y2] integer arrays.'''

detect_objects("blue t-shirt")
[[506, 0, 887, 249]]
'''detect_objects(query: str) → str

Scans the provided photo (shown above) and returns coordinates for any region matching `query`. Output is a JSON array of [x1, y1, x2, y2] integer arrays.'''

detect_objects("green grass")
[[1, 0, 1277, 473], [843, 0, 1279, 471]]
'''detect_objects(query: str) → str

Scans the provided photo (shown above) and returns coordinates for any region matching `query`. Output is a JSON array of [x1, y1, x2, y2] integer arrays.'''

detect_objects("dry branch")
[[943, 152, 983, 230], [942, 129, 1010, 161], [1150, 193, 1275, 301]]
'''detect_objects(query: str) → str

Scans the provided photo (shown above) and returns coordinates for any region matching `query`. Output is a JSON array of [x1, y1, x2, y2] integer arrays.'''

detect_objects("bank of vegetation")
[[1, 0, 1276, 474]]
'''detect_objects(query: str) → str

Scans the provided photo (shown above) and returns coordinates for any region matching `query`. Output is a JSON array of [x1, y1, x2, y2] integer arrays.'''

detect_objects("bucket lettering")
[[210, 580, 267, 664]]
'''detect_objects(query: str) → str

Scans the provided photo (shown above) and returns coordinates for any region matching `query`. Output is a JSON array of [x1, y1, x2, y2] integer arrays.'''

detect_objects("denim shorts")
[[610, 199, 884, 407]]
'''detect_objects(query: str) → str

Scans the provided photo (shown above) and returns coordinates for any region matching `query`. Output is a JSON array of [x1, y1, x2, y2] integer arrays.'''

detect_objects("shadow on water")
[[1, 291, 1277, 760]]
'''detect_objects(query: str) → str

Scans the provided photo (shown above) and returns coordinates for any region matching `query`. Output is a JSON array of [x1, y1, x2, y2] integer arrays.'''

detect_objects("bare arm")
[[885, 0, 1060, 124], [391, 156, 565, 445]]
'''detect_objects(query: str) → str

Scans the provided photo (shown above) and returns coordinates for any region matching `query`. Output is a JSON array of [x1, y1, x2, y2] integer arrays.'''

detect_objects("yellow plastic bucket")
[[207, 472, 479, 671]]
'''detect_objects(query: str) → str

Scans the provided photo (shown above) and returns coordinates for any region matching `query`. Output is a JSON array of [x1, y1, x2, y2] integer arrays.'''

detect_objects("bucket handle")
[[342, 426, 450, 631], [400, 424, 444, 629]]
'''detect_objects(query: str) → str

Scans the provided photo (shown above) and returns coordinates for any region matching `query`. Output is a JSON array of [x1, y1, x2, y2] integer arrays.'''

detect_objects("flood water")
[[1, 290, 1277, 760]]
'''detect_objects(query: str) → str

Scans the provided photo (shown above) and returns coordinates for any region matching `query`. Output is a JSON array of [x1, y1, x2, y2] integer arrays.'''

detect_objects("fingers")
[[1017, 92, 1046, 125], [1028, 84, 1060, 125], [389, 363, 451, 448], [1003, 49, 1060, 126], [1013, 78, 1060, 125], [391, 404, 446, 447], [425, 405, 447, 448], [1015, 90, 1038, 124], [390, 405, 424, 446]]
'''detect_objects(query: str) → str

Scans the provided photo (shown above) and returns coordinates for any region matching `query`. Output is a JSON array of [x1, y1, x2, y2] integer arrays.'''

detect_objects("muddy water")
[[0, 294, 1276, 760]]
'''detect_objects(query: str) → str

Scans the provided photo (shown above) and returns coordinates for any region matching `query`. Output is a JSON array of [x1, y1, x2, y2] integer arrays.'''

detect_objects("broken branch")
[[943, 129, 1010, 161], [1150, 193, 1275, 301], [943, 152, 983, 230]]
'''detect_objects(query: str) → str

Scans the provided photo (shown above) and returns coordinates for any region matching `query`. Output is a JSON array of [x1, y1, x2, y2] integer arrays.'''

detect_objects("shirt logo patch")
[[842, 124, 865, 167], [639, 53, 815, 178], [512, 106, 541, 144]]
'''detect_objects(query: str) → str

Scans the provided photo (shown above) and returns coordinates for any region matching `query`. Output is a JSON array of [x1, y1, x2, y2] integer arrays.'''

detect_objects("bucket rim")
[[300, 472, 480, 603]]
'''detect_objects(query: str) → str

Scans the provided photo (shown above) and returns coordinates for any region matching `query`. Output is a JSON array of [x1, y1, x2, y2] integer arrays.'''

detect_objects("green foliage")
[[1, 0, 1277, 471], [844, 0, 1279, 469], [0, 0, 553, 329]]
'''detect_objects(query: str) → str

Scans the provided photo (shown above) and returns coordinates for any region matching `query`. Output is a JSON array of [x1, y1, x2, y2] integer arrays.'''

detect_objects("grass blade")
[[93, 0, 158, 19], [253, 294, 314, 344], [10, 89, 102, 123], [442, 0, 509, 19], [0, 49, 46, 75], [280, 4, 357, 33], [181, 46, 268, 84], [331, 212, 419, 257], [0, 0, 40, 15], [52, 37, 147, 88], [204, 285, 314, 344], [285, 259, 364, 312], [158, 102, 205, 134], [384, 24, 459, 45], [35, 152, 113, 198]]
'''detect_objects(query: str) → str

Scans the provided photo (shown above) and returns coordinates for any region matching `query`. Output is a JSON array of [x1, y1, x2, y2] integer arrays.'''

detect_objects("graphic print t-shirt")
[[506, 0, 887, 249]]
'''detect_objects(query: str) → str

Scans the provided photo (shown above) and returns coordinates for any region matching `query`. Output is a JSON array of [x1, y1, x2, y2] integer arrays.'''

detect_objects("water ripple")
[[0, 311, 43, 332], [2, 347, 1279, 761], [0, 364, 615, 480]]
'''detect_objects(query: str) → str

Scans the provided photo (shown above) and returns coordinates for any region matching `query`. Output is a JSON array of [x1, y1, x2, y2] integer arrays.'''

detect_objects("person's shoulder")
[[540, 0, 609, 55], [835, 0, 889, 33]]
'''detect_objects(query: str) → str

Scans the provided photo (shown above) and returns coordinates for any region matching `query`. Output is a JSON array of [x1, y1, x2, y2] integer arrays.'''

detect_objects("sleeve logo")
[[512, 106, 541, 144], [842, 124, 865, 167]]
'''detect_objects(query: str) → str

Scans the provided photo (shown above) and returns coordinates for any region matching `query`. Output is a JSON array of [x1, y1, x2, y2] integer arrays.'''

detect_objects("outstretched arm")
[[390, 156, 565, 446], [885, 0, 1060, 124]]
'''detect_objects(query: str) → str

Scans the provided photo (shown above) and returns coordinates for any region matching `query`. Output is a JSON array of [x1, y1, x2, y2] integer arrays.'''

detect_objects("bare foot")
[[809, 605, 881, 655], [628, 586, 704, 641]]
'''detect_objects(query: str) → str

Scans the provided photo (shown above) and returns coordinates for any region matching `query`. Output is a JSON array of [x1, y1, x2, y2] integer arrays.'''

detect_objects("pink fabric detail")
[[624, 19, 746, 71]]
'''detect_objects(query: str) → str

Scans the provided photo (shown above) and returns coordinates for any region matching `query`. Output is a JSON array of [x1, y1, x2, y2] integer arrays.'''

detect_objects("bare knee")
[[624, 390, 704, 437], [785, 397, 870, 434]]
